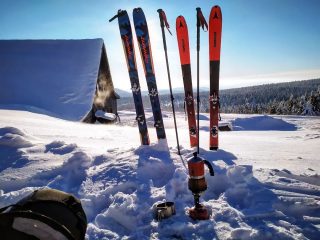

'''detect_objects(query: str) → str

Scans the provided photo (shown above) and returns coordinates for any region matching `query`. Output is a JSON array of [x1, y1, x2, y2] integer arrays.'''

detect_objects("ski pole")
[[196, 7, 208, 154], [157, 9, 181, 155]]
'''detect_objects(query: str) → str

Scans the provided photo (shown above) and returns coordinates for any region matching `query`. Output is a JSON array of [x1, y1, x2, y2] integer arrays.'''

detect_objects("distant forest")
[[117, 78, 320, 115]]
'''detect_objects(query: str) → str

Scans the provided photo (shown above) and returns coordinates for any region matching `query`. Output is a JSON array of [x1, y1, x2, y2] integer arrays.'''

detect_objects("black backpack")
[[0, 188, 87, 240]]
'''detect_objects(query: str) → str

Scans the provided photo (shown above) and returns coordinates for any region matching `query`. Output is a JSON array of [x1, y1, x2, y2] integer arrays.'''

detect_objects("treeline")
[[117, 78, 320, 115]]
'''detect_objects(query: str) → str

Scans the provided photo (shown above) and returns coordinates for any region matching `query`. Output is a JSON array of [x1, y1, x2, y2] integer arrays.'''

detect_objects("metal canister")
[[155, 202, 176, 221]]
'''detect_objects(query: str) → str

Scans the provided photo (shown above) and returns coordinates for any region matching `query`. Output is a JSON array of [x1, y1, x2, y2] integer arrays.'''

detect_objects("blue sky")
[[1, 0, 320, 91]]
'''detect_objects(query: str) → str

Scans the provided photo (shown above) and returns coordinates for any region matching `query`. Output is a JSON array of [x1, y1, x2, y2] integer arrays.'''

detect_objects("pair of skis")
[[110, 9, 166, 145], [176, 6, 222, 151], [110, 7, 222, 150]]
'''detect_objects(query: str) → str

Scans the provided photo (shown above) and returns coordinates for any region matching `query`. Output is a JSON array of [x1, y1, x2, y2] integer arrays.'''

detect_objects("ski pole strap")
[[157, 9, 172, 35], [196, 7, 208, 31], [109, 9, 125, 22]]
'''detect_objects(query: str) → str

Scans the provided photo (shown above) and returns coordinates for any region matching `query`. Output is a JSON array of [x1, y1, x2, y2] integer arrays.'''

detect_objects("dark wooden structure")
[[83, 43, 120, 123]]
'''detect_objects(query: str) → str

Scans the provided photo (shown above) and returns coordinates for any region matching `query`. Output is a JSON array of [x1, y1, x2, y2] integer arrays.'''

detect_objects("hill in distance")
[[117, 78, 320, 115]]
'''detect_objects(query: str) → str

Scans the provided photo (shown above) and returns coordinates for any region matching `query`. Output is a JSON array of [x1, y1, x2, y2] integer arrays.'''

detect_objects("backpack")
[[0, 188, 87, 240]]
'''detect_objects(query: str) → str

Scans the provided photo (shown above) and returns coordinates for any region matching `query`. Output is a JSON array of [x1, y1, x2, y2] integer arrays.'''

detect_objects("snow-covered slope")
[[0, 109, 319, 239]]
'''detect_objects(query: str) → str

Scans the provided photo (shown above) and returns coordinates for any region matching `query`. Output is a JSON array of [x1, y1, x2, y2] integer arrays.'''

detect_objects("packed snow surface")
[[0, 109, 319, 239]]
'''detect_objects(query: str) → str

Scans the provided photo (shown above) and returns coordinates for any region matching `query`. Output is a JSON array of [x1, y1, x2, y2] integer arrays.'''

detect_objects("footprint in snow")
[[44, 140, 77, 155]]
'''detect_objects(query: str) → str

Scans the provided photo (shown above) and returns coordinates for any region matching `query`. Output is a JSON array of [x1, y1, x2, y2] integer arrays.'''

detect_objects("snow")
[[0, 109, 319, 239], [231, 115, 297, 131], [95, 110, 116, 121], [0, 39, 103, 120]]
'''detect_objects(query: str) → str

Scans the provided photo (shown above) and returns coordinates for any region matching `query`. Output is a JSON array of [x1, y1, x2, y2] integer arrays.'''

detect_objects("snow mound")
[[232, 115, 297, 131], [45, 151, 92, 193], [0, 134, 90, 195], [135, 141, 174, 187], [45, 140, 77, 154], [0, 126, 33, 148], [0, 127, 34, 173]]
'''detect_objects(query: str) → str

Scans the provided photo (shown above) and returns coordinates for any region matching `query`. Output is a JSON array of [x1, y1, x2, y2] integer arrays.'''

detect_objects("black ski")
[[109, 10, 150, 145], [133, 8, 166, 139]]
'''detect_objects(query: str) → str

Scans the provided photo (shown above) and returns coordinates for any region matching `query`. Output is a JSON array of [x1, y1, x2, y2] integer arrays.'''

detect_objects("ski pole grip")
[[158, 9, 172, 35], [196, 7, 208, 31], [196, 7, 201, 27], [109, 9, 125, 22], [196, 8, 200, 51], [109, 14, 118, 22], [157, 9, 164, 27]]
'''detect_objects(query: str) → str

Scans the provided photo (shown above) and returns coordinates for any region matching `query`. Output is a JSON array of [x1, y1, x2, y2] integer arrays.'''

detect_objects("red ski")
[[209, 6, 222, 150], [176, 16, 198, 148]]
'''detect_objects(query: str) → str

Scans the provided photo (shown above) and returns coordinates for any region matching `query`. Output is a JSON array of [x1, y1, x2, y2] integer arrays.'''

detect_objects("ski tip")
[[157, 9, 163, 13], [133, 7, 145, 19], [176, 16, 186, 28], [210, 5, 222, 23], [211, 5, 222, 12], [133, 7, 143, 13], [210, 6, 222, 16]]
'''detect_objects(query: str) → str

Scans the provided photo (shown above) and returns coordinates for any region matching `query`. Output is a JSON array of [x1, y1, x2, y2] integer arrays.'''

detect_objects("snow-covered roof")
[[0, 39, 104, 120]]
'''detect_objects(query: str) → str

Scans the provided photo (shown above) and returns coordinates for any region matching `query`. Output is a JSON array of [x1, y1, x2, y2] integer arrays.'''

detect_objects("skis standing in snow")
[[109, 10, 150, 145], [133, 8, 166, 140], [176, 16, 198, 148], [209, 6, 222, 150]]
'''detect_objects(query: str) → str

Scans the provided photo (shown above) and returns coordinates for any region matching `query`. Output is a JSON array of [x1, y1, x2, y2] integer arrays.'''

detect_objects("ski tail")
[[209, 5, 222, 150], [176, 16, 198, 148], [133, 8, 166, 140], [110, 10, 150, 145]]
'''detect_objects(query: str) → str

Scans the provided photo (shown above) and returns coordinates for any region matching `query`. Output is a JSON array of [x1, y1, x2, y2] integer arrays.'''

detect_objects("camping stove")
[[187, 152, 214, 220]]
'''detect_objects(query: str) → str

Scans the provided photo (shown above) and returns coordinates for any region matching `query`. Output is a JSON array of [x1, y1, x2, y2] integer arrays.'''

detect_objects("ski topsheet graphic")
[[109, 10, 150, 145], [133, 8, 166, 140], [176, 16, 198, 148], [209, 6, 222, 150]]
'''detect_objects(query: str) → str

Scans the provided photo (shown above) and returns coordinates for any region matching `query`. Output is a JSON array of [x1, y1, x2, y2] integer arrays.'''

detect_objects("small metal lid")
[[155, 202, 175, 221]]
